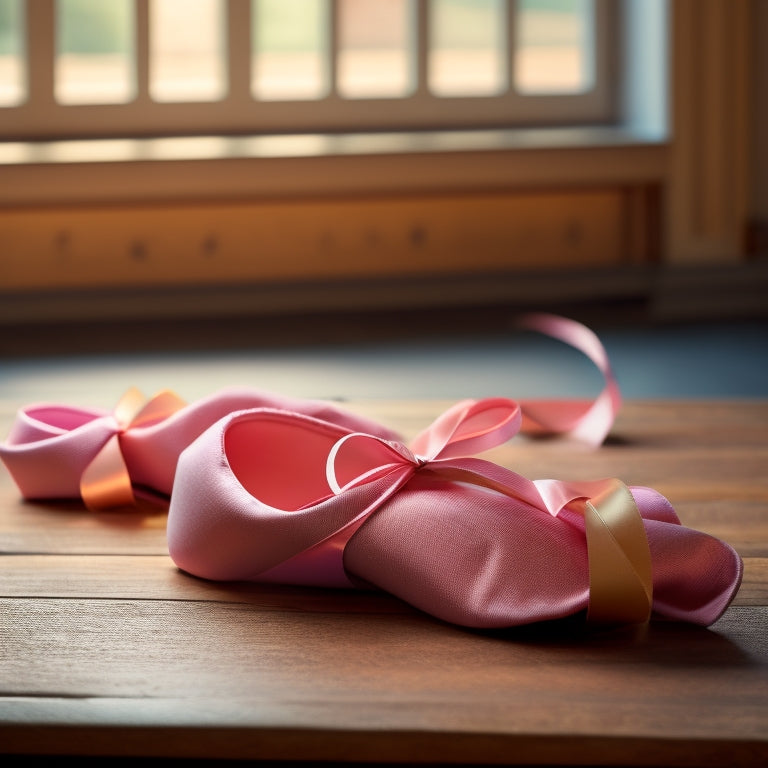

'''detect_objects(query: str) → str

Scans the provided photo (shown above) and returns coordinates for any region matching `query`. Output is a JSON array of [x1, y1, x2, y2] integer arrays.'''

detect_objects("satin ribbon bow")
[[266, 397, 652, 626], [80, 387, 186, 511]]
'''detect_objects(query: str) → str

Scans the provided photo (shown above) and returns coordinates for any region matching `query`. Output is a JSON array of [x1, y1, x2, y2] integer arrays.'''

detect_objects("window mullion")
[[226, 0, 251, 101], [328, 0, 339, 98], [506, 0, 517, 95], [26, 0, 56, 108], [415, 0, 429, 96], [0, 0, 620, 139], [135, 0, 150, 101]]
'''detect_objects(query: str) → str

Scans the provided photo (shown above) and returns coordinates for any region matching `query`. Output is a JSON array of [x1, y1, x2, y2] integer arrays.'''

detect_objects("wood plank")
[[2, 696, 764, 767], [0, 552, 764, 609], [664, 500, 768, 557], [0, 553, 765, 607], [0, 554, 418, 612], [0, 598, 765, 765], [0, 500, 169, 554]]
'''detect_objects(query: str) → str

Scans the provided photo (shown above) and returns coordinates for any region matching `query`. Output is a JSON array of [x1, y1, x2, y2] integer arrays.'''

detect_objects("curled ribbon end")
[[514, 312, 622, 448]]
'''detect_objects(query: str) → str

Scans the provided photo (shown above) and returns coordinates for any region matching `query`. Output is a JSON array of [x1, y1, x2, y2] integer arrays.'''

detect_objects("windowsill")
[[0, 125, 668, 206], [0, 125, 666, 165]]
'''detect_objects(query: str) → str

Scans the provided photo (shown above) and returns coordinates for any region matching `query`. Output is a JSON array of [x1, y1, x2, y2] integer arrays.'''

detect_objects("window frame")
[[0, 0, 617, 141], [0, 0, 707, 322]]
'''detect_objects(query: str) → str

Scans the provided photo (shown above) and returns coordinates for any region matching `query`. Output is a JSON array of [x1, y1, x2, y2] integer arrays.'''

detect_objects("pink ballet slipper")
[[167, 399, 742, 629], [0, 386, 401, 510], [0, 313, 620, 513]]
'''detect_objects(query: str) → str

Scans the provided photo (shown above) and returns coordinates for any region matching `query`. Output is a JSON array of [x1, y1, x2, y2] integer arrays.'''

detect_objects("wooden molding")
[[0, 188, 655, 293], [665, 0, 752, 264]]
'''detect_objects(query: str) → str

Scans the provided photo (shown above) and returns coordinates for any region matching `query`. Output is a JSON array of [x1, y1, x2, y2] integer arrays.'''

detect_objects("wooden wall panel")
[[666, 0, 751, 264], [0, 189, 644, 291]]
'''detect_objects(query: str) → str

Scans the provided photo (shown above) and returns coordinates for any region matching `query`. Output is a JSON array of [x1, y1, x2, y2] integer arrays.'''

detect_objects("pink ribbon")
[[514, 312, 621, 446]]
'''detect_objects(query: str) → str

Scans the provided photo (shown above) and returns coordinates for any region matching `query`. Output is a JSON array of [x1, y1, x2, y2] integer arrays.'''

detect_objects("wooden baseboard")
[[1, 262, 765, 357], [649, 260, 768, 321], [1, 188, 648, 292]]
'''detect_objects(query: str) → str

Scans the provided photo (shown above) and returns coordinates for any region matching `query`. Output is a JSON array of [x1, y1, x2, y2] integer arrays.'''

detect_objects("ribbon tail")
[[514, 312, 621, 446], [80, 433, 136, 511], [129, 389, 188, 428], [422, 457, 548, 511]]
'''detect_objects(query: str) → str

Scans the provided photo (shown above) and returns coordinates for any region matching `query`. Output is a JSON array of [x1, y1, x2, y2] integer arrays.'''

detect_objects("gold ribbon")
[[581, 478, 653, 625], [420, 468, 653, 625], [80, 387, 186, 511]]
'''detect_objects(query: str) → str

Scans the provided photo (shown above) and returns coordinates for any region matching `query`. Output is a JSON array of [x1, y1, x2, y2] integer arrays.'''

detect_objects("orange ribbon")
[[80, 387, 186, 511]]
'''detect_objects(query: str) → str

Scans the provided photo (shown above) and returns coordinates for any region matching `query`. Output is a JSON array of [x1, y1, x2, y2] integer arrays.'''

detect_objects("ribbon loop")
[[80, 387, 186, 511], [410, 398, 522, 461], [326, 432, 415, 495], [127, 388, 187, 430], [326, 397, 524, 499], [113, 387, 150, 429]]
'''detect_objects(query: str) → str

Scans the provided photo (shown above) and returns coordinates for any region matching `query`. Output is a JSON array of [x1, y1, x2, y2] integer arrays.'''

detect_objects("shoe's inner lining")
[[224, 413, 409, 511], [224, 415, 339, 511]]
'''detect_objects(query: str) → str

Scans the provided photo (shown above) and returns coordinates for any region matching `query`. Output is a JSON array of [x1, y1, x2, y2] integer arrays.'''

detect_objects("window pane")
[[0, 0, 23, 106], [252, 0, 328, 101], [337, 0, 413, 99], [429, 0, 506, 97], [515, 0, 594, 93], [150, 0, 226, 102], [55, 0, 134, 105]]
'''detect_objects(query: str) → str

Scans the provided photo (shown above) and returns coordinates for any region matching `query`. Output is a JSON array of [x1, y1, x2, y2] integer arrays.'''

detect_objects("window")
[[0, 0, 23, 106], [0, 0, 682, 320], [55, 0, 135, 105], [0, 0, 613, 140]]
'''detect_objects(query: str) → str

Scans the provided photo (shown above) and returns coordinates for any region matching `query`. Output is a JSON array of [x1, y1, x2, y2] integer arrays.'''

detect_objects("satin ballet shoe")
[[0, 313, 620, 513], [166, 399, 743, 629], [0, 386, 401, 511]]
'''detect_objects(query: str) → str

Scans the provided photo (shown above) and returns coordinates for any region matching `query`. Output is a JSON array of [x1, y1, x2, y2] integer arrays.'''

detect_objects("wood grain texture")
[[0, 190, 627, 292], [0, 398, 766, 766]]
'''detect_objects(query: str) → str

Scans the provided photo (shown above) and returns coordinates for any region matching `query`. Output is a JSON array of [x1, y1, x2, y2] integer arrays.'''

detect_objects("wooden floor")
[[1, 397, 767, 766]]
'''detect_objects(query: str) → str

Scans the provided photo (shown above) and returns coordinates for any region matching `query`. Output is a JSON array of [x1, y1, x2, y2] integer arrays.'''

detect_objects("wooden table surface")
[[1, 398, 767, 767]]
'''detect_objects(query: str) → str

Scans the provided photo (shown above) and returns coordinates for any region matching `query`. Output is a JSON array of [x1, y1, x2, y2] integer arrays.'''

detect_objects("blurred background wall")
[[0, 0, 765, 355]]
